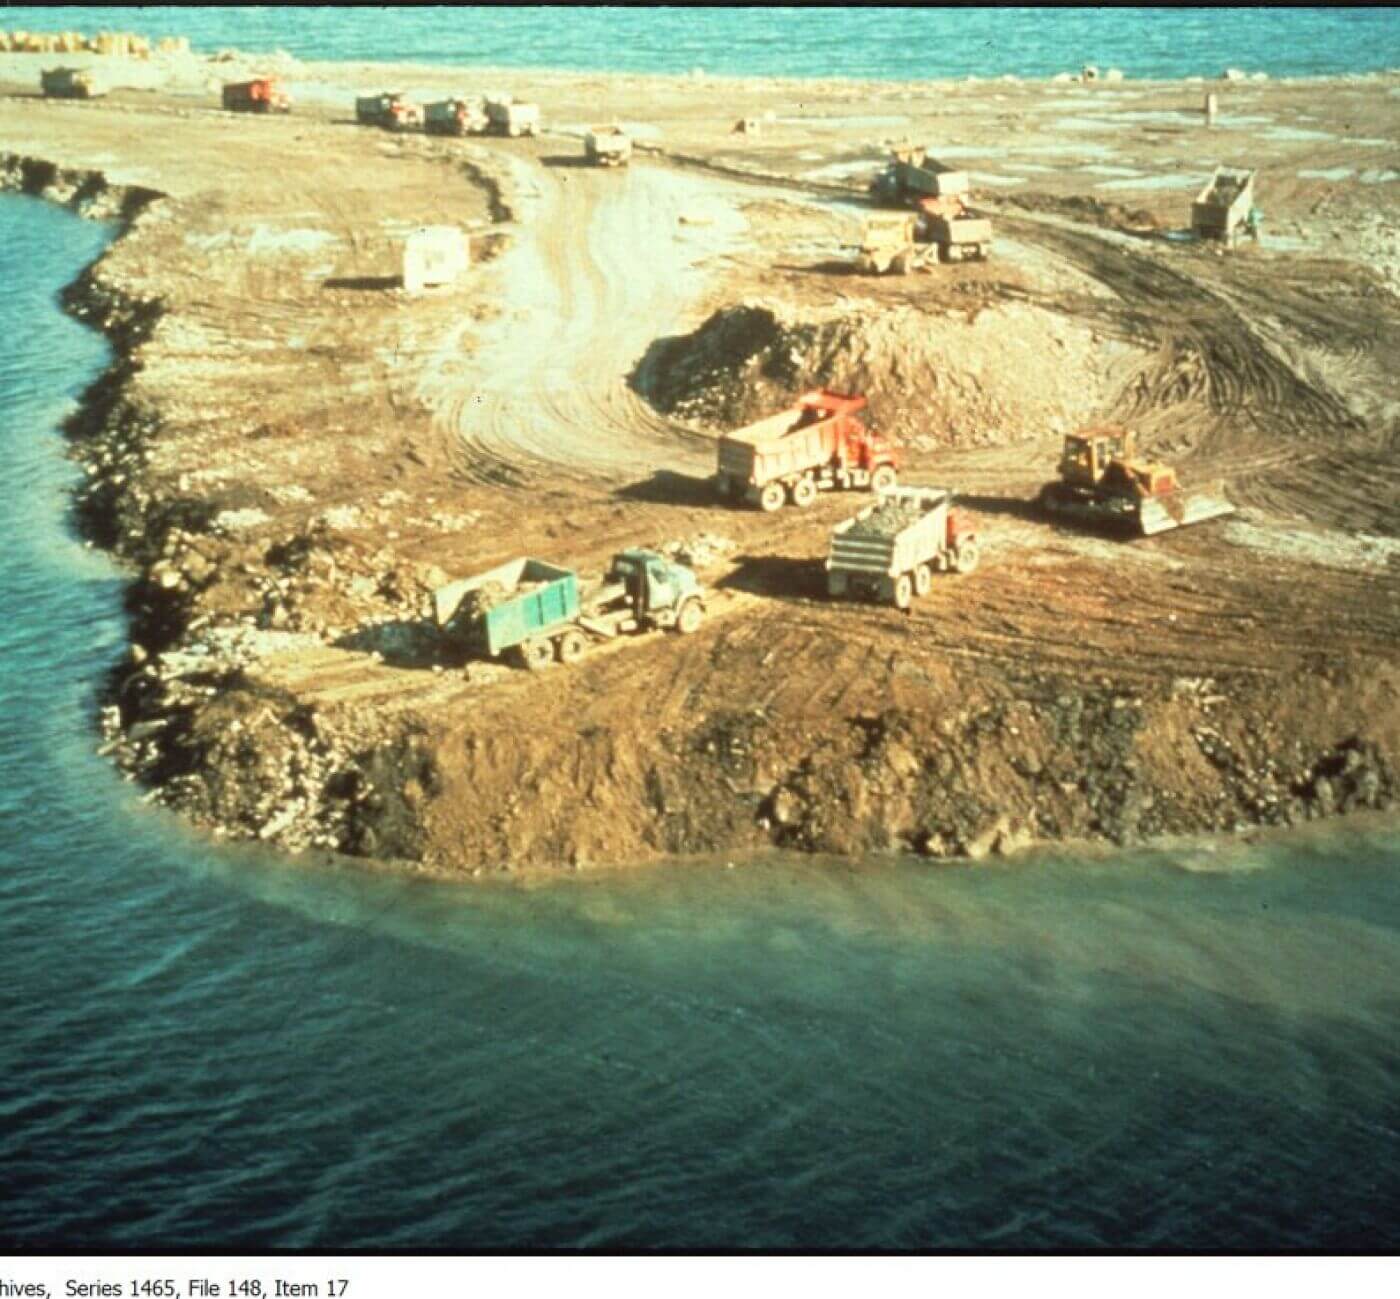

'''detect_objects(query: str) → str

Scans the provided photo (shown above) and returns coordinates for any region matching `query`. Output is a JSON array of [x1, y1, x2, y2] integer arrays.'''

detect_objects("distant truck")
[[867, 145, 993, 261], [40, 66, 106, 99], [584, 124, 632, 166], [715, 390, 901, 512], [355, 92, 423, 131], [222, 78, 291, 114], [432, 550, 706, 671], [920, 203, 993, 262], [826, 487, 980, 608], [485, 95, 540, 137], [424, 96, 487, 136], [852, 204, 991, 273], [870, 143, 970, 207], [1191, 165, 1256, 244]]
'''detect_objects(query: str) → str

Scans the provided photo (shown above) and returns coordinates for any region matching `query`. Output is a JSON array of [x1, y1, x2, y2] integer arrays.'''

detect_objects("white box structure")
[[403, 226, 470, 294]]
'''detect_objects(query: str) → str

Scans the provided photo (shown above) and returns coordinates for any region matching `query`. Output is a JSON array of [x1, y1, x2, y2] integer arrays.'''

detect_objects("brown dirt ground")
[[3, 55, 1399, 873]]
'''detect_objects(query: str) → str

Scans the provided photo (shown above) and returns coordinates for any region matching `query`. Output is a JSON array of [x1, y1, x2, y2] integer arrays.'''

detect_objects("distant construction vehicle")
[[827, 486, 980, 607], [432, 550, 705, 671], [584, 124, 632, 166], [871, 143, 970, 206], [852, 200, 991, 273], [868, 145, 992, 262], [1038, 427, 1236, 536], [714, 390, 901, 512], [1191, 165, 1257, 245], [222, 78, 291, 114], [40, 66, 106, 98], [852, 213, 938, 275], [355, 92, 423, 131], [485, 95, 540, 137], [424, 96, 487, 136]]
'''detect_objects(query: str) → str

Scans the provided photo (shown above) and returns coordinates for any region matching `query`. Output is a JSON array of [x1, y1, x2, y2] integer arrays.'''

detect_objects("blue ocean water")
[[2, 5, 1399, 82], [5, 189, 1400, 1249]]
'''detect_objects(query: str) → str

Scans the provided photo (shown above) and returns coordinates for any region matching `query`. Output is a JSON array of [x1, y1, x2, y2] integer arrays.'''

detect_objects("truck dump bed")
[[1191, 166, 1255, 238], [433, 558, 578, 656], [827, 488, 950, 578], [717, 391, 867, 485]]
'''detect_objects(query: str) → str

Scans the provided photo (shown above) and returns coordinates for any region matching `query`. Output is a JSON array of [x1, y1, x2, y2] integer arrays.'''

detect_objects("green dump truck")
[[433, 549, 705, 670]]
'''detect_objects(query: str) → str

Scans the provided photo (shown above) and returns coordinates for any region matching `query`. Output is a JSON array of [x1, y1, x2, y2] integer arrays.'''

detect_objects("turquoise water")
[[5, 189, 1400, 1250], [3, 6, 1400, 81]]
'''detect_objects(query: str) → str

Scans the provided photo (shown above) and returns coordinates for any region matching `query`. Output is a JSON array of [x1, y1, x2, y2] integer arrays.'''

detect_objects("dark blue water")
[[4, 6, 1400, 81], [5, 195, 1400, 1253]]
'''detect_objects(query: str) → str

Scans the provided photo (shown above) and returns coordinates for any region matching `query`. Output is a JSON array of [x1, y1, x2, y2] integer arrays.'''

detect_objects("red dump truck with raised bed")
[[222, 78, 292, 114], [714, 390, 901, 512]]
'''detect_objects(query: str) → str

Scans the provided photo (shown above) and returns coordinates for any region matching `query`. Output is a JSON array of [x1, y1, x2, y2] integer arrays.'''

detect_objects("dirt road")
[[421, 156, 748, 487]]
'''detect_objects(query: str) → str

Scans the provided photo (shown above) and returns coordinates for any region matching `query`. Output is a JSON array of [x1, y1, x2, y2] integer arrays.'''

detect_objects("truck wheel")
[[791, 478, 818, 508], [714, 474, 733, 499], [913, 564, 932, 597], [759, 482, 786, 513], [870, 464, 897, 493], [519, 637, 554, 671], [677, 599, 704, 635], [556, 629, 587, 664], [891, 251, 912, 276], [954, 540, 981, 575], [827, 571, 848, 599], [892, 574, 913, 610]]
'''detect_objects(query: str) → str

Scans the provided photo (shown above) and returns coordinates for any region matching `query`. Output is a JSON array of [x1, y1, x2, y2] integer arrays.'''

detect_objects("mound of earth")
[[635, 300, 1139, 448]]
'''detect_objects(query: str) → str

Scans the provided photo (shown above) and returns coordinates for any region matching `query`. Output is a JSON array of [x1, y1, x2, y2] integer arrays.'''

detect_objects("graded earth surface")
[[3, 48, 1399, 874]]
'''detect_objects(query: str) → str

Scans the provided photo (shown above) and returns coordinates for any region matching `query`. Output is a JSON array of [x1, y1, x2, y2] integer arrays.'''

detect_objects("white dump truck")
[[485, 95, 540, 137], [584, 124, 632, 166], [826, 486, 980, 608]]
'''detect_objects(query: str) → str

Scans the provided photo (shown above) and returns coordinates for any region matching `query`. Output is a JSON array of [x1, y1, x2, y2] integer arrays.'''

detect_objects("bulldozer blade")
[[1138, 483, 1236, 537]]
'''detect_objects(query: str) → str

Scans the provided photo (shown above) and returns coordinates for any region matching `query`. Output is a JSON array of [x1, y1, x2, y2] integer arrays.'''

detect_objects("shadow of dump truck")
[[715, 554, 826, 601], [334, 618, 446, 669], [614, 469, 721, 508]]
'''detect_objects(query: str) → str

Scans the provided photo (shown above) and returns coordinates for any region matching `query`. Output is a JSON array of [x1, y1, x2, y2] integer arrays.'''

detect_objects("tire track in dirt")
[[411, 158, 748, 489]]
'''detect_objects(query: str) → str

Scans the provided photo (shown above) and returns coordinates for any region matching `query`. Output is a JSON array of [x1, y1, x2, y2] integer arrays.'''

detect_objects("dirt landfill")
[[3, 50, 1400, 876]]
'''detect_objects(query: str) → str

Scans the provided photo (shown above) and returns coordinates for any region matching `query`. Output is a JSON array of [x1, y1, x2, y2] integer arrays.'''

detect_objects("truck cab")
[[607, 550, 703, 619]]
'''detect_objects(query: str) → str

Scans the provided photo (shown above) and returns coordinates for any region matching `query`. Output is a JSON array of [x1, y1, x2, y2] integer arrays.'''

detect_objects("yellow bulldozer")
[[1038, 426, 1235, 536]]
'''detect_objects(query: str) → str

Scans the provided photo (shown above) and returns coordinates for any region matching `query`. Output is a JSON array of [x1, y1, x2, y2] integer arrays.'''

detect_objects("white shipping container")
[[402, 226, 470, 294]]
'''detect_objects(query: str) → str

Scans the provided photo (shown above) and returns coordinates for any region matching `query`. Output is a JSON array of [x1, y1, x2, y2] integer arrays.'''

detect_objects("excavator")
[[1038, 426, 1235, 536]]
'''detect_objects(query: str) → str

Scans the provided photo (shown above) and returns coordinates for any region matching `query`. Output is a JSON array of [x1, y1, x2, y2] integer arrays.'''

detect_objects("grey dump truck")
[[40, 66, 106, 99], [826, 486, 980, 608], [432, 549, 705, 671]]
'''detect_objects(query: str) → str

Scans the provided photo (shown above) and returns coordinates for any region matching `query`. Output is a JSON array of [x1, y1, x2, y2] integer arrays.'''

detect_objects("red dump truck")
[[714, 390, 901, 511], [222, 78, 291, 114]]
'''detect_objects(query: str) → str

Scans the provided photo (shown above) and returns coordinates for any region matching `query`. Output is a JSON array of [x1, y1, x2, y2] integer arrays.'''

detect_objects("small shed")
[[402, 226, 470, 294]]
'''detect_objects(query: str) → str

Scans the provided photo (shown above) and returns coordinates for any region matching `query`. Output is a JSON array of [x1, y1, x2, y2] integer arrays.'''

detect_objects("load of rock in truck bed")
[[847, 495, 930, 538]]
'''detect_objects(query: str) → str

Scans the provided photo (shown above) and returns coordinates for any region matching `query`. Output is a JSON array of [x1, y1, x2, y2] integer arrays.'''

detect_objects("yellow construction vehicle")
[[1037, 426, 1235, 536]]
